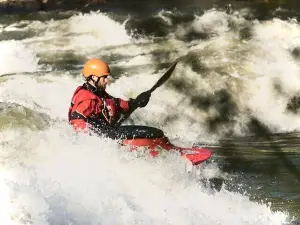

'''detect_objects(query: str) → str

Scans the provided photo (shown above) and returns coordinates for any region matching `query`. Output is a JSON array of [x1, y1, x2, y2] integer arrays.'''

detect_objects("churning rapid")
[[1, 5, 300, 225]]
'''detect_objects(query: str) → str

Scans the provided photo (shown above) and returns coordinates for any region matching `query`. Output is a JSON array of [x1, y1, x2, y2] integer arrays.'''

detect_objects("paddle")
[[147, 59, 179, 93], [114, 59, 179, 126]]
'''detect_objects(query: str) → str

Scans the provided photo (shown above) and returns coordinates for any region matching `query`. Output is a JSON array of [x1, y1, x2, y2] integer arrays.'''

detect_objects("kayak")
[[117, 125, 224, 191], [116, 125, 212, 165]]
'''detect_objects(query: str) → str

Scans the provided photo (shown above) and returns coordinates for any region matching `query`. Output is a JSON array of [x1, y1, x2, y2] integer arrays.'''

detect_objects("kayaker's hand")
[[134, 91, 151, 108]]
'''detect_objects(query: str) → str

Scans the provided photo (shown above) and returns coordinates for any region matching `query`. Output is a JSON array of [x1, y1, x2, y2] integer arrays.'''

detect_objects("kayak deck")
[[122, 137, 212, 165]]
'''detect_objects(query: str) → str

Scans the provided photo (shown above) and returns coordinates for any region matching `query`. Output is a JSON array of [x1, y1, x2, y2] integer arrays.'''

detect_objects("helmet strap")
[[96, 77, 101, 85], [86, 76, 104, 91]]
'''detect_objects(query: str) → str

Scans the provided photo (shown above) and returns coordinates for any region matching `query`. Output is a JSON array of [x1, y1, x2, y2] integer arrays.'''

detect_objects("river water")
[[1, 1, 300, 224]]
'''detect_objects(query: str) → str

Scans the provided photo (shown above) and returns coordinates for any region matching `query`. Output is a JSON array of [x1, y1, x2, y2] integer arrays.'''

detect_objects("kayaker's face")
[[92, 75, 109, 90]]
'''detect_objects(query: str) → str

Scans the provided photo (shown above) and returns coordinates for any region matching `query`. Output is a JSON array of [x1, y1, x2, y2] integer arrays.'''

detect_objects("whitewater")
[[0, 8, 299, 224]]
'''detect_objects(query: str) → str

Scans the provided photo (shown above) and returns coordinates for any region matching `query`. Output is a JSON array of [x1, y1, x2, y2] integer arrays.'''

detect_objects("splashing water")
[[0, 40, 39, 75], [0, 8, 298, 224], [0, 126, 291, 224]]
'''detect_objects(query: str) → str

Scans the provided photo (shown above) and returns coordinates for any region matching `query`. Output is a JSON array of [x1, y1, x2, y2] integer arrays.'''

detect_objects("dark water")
[[207, 132, 300, 220], [2, 0, 300, 20]]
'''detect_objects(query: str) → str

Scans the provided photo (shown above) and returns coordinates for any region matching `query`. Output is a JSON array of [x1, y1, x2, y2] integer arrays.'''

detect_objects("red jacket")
[[68, 83, 131, 133]]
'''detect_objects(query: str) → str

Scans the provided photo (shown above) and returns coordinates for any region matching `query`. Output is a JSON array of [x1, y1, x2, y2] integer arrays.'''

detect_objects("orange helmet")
[[82, 58, 110, 78]]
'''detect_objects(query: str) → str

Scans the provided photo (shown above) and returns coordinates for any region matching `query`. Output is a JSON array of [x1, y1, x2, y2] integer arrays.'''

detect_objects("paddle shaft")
[[114, 59, 179, 126]]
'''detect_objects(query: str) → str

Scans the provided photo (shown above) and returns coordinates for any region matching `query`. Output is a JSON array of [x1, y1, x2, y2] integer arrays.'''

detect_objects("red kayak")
[[119, 125, 212, 165]]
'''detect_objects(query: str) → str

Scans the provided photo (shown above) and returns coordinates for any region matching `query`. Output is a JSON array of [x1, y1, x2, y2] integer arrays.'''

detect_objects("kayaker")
[[68, 58, 151, 138]]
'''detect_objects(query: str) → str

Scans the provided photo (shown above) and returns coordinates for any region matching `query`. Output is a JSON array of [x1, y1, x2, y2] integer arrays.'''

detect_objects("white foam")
[[243, 18, 300, 132], [0, 73, 80, 120], [0, 127, 290, 225], [22, 11, 132, 54], [0, 171, 18, 225], [0, 40, 39, 75]]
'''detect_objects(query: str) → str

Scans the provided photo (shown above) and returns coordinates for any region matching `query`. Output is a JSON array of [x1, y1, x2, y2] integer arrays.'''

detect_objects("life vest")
[[68, 84, 119, 129]]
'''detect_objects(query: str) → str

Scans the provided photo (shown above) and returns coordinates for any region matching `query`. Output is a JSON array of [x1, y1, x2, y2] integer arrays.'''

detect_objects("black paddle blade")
[[148, 59, 178, 93]]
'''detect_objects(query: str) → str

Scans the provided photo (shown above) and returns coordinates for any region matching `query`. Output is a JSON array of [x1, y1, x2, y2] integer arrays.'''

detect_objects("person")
[[68, 58, 151, 139]]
